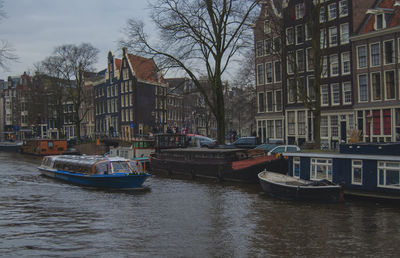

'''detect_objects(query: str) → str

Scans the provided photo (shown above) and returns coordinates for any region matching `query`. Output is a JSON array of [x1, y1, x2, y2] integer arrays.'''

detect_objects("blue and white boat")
[[38, 155, 151, 189], [284, 143, 400, 202]]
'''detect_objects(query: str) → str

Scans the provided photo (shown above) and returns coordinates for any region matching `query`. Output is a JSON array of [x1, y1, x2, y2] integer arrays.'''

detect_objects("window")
[[357, 46, 367, 68], [331, 83, 340, 105], [257, 64, 264, 85], [275, 90, 282, 111], [296, 25, 304, 44], [296, 49, 305, 72], [340, 23, 349, 44], [265, 62, 273, 83], [339, 0, 348, 17], [331, 115, 339, 137], [376, 13, 384, 30], [266, 91, 273, 112], [330, 54, 339, 76], [322, 56, 328, 78], [276, 120, 283, 138], [298, 111, 306, 135], [328, 3, 337, 20], [321, 84, 329, 106], [343, 82, 352, 104], [287, 51, 295, 74], [329, 27, 338, 46], [295, 3, 305, 19], [370, 43, 381, 67], [384, 40, 395, 64], [304, 24, 312, 41], [306, 48, 313, 71], [293, 157, 300, 178], [359, 74, 368, 102], [320, 29, 327, 48], [378, 161, 400, 189], [286, 27, 294, 45], [385, 70, 395, 100], [267, 120, 274, 138], [256, 41, 263, 57], [274, 61, 281, 82], [288, 78, 296, 103], [273, 37, 281, 53], [320, 7, 325, 22], [265, 39, 272, 55], [308, 76, 315, 101], [311, 158, 332, 181], [264, 21, 271, 34], [288, 111, 295, 135], [371, 72, 381, 101], [258, 92, 265, 112], [352, 160, 363, 185], [341, 52, 350, 75]]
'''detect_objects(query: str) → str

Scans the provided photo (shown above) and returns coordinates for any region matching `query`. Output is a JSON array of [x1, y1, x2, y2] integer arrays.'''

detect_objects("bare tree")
[[120, 0, 260, 144], [0, 0, 17, 70], [41, 43, 99, 141]]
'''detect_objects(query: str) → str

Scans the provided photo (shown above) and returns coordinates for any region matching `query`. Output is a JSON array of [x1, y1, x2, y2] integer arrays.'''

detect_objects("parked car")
[[267, 145, 301, 156], [218, 136, 260, 149], [186, 134, 217, 148]]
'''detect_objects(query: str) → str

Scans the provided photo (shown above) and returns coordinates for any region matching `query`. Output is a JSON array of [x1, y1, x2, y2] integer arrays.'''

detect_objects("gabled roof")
[[359, 0, 400, 34], [126, 53, 163, 84], [115, 58, 122, 71]]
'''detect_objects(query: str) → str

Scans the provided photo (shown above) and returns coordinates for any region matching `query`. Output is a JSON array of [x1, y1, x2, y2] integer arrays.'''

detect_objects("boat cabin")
[[109, 139, 155, 160], [41, 155, 144, 175], [285, 143, 400, 199], [22, 139, 68, 155]]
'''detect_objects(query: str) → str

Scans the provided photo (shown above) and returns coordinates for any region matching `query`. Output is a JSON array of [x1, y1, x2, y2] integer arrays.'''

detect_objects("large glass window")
[[385, 70, 395, 100], [295, 3, 305, 19], [298, 111, 306, 135], [384, 40, 395, 64], [276, 120, 283, 138], [328, 3, 337, 20], [340, 23, 349, 44], [339, 0, 348, 17], [321, 116, 328, 137], [257, 64, 264, 85], [321, 84, 329, 106], [286, 27, 294, 45], [274, 61, 281, 82], [352, 160, 363, 185], [359, 74, 368, 102], [266, 91, 273, 112], [311, 158, 333, 181], [288, 111, 295, 135], [331, 115, 339, 137], [330, 54, 339, 76], [322, 56, 328, 78], [378, 161, 400, 189], [357, 46, 367, 68], [293, 157, 300, 178], [329, 26, 338, 46], [331, 83, 340, 105], [297, 49, 305, 71], [267, 120, 274, 138], [296, 25, 304, 44], [265, 62, 273, 83], [275, 90, 282, 111], [256, 41, 263, 57], [342, 52, 350, 75], [371, 72, 381, 101], [258, 92, 265, 112], [371, 43, 381, 66]]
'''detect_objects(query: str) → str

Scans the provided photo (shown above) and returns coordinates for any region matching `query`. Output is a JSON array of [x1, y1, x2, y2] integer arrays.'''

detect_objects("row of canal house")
[[255, 0, 400, 149]]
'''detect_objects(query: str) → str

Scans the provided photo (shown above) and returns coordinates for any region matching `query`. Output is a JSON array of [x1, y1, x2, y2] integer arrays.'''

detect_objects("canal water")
[[1, 152, 400, 257]]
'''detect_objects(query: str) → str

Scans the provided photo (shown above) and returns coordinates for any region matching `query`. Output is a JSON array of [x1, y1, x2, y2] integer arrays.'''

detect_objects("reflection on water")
[[1, 152, 400, 257]]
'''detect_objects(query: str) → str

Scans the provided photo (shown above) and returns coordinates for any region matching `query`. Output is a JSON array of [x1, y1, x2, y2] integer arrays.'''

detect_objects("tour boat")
[[38, 155, 151, 189], [258, 170, 343, 203]]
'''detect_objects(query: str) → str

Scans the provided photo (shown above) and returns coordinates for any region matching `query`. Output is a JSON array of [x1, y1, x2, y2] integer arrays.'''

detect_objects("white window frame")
[[275, 90, 282, 112], [378, 161, 400, 189], [331, 83, 340, 106], [266, 91, 273, 112], [310, 158, 333, 181], [295, 25, 303, 45], [384, 39, 395, 65], [371, 71, 382, 101], [295, 3, 305, 20], [329, 26, 338, 47], [257, 63, 265, 85], [274, 61, 282, 83], [340, 23, 349, 45], [265, 62, 273, 84], [286, 27, 294, 45], [321, 84, 329, 106], [293, 157, 300, 178], [370, 42, 381, 67], [357, 45, 367, 69], [264, 20, 271, 34], [322, 56, 328, 78], [330, 54, 339, 77], [358, 73, 369, 103], [339, 0, 348, 17], [342, 82, 352, 105], [328, 3, 337, 21], [341, 52, 350, 75], [384, 70, 396, 100], [352, 160, 363, 185], [296, 49, 305, 72]]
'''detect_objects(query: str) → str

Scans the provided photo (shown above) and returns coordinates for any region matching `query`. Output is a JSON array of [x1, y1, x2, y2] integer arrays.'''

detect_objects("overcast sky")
[[0, 0, 151, 79]]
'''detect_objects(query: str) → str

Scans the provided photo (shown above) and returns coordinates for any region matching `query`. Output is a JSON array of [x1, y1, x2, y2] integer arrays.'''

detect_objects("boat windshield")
[[111, 161, 131, 173]]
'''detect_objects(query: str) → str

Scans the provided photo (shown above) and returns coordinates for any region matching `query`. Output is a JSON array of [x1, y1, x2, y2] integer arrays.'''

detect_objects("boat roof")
[[46, 155, 127, 166], [284, 152, 400, 162], [160, 147, 247, 153]]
